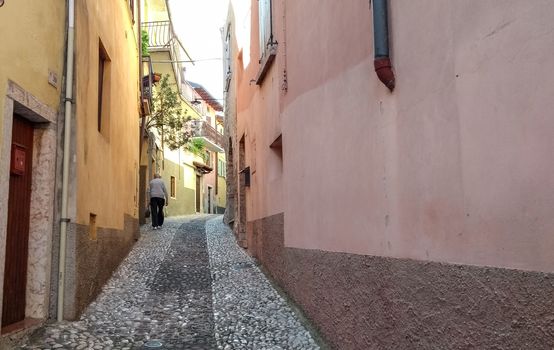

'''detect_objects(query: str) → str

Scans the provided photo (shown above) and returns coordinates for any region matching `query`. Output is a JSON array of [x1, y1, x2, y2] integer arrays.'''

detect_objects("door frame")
[[0, 81, 58, 331], [195, 174, 201, 213]]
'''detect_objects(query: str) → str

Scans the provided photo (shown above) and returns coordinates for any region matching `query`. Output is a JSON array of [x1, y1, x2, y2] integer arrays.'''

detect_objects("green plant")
[[141, 30, 150, 57], [186, 138, 205, 156], [146, 74, 192, 150]]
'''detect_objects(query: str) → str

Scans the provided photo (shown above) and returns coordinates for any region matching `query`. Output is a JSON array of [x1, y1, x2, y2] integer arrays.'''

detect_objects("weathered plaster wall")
[[57, 0, 141, 321], [63, 215, 138, 320], [254, 213, 554, 350], [233, 0, 554, 272], [281, 0, 554, 273], [228, 0, 285, 247], [74, 0, 140, 229]]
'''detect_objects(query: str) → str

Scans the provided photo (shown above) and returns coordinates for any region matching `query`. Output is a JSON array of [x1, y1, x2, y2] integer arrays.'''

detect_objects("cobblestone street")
[[20, 216, 319, 350]]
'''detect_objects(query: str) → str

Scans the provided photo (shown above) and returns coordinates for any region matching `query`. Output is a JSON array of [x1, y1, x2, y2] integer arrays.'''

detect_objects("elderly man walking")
[[149, 174, 168, 229]]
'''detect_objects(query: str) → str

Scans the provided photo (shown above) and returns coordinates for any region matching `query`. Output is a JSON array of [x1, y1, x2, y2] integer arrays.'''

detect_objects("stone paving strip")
[[19, 215, 319, 349]]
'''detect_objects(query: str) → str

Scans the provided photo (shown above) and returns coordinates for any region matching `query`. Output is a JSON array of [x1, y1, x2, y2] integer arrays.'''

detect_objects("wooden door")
[[2, 116, 33, 327]]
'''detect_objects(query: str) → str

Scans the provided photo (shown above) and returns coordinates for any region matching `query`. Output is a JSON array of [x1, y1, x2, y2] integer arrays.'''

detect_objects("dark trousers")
[[150, 197, 165, 227]]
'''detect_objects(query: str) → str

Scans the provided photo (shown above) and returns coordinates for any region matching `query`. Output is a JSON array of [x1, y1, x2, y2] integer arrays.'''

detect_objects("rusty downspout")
[[372, 0, 395, 91]]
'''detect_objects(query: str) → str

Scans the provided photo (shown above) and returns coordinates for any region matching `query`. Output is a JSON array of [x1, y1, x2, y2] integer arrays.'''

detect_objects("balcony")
[[190, 120, 224, 153], [142, 20, 175, 49]]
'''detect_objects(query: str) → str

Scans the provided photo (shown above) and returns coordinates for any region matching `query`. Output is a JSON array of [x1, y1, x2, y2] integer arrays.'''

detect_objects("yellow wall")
[[143, 0, 169, 22], [150, 51, 201, 119], [0, 0, 66, 143], [75, 0, 140, 228]]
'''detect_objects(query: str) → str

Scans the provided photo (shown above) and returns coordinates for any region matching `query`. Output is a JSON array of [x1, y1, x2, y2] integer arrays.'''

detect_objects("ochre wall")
[[74, 0, 140, 229], [0, 0, 66, 138]]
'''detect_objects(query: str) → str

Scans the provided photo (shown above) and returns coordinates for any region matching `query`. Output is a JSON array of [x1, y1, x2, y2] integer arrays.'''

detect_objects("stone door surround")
[[0, 80, 58, 332]]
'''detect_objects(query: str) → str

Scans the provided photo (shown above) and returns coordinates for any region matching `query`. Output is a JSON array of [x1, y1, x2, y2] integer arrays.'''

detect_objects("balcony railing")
[[142, 21, 174, 49], [190, 120, 224, 153]]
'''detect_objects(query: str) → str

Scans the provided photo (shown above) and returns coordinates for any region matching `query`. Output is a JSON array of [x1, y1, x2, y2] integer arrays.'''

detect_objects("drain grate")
[[231, 262, 254, 270], [144, 340, 163, 348]]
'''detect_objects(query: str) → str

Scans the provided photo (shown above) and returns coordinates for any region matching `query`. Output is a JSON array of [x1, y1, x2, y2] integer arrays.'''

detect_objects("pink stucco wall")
[[234, 0, 554, 273]]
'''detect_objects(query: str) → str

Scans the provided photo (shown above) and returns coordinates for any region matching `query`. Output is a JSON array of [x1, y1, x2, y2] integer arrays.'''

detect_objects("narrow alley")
[[3, 0, 554, 348], [20, 216, 320, 350]]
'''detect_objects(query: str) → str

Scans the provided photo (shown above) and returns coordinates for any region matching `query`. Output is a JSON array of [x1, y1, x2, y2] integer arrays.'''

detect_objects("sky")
[[168, 0, 229, 102]]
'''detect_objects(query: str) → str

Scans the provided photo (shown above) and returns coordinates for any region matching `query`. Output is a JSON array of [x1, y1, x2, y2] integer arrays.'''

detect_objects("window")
[[255, 0, 277, 84], [218, 159, 226, 178], [170, 176, 176, 198], [98, 40, 110, 134], [258, 0, 273, 59]]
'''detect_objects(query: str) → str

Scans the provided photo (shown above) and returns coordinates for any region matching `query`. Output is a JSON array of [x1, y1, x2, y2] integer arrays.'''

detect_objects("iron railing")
[[142, 21, 174, 49]]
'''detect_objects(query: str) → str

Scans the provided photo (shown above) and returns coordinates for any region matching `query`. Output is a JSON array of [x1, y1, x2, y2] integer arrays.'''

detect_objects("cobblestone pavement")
[[20, 215, 320, 350]]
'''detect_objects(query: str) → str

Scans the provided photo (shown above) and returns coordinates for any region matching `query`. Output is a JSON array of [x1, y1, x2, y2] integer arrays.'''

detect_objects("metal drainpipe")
[[58, 0, 75, 321], [372, 0, 395, 91]]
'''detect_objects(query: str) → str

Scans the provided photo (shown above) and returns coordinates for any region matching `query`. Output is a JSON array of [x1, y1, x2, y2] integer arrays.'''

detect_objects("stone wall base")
[[248, 212, 554, 349], [63, 214, 139, 320]]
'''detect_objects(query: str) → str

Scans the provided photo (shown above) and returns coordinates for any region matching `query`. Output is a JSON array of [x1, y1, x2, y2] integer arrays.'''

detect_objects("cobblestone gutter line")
[[144, 218, 216, 349], [206, 217, 319, 350]]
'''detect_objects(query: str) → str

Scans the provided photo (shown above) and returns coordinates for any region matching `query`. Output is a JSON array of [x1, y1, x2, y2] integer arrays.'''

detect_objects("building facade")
[[190, 82, 225, 214], [0, 0, 142, 343], [56, 0, 141, 320], [0, 0, 66, 341], [225, 0, 554, 348]]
